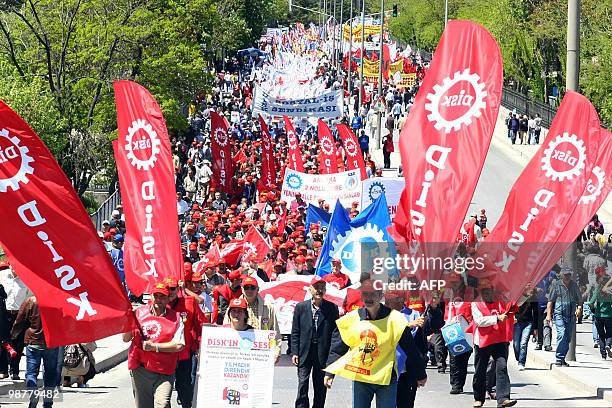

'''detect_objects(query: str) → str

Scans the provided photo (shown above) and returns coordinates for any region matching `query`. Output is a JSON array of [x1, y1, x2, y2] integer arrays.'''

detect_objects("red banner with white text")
[[258, 115, 277, 191], [283, 115, 304, 172], [211, 111, 235, 193], [317, 119, 338, 174], [337, 124, 367, 180], [0, 100, 135, 347], [478, 91, 604, 302], [113, 80, 183, 296], [394, 20, 503, 250], [242, 226, 273, 262]]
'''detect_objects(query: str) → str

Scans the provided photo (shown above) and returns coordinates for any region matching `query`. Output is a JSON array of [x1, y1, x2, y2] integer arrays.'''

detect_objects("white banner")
[[195, 327, 275, 407], [281, 169, 362, 208], [252, 88, 343, 119], [361, 177, 405, 219]]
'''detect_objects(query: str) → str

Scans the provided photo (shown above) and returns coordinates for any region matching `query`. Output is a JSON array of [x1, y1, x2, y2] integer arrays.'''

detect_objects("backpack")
[[63, 344, 86, 369]]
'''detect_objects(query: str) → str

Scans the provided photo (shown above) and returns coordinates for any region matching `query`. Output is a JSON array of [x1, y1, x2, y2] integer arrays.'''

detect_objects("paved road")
[[5, 355, 609, 408]]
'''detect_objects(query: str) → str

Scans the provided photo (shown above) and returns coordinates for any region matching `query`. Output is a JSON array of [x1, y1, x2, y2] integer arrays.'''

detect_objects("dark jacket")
[[11, 296, 45, 346], [291, 299, 340, 367], [325, 304, 427, 382]]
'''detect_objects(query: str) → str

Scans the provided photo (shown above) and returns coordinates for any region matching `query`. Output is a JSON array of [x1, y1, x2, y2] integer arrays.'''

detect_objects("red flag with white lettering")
[[242, 226, 273, 262], [220, 240, 244, 266], [337, 124, 367, 180], [394, 20, 503, 248], [113, 81, 183, 296], [0, 99, 135, 347], [258, 115, 276, 191], [211, 111, 235, 193], [479, 91, 604, 302], [283, 115, 304, 171], [317, 119, 338, 174]]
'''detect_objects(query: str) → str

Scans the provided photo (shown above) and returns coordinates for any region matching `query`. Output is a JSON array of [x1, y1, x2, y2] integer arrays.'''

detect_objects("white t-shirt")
[[177, 200, 190, 216], [199, 292, 213, 314]]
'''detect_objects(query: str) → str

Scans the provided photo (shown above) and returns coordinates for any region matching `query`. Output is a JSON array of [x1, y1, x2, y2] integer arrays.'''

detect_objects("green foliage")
[[388, 0, 611, 124], [80, 192, 101, 214]]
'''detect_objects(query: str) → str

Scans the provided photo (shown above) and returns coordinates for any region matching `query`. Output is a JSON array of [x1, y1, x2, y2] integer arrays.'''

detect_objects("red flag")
[[211, 111, 235, 193], [394, 21, 503, 247], [242, 226, 273, 262], [337, 124, 367, 180], [382, 43, 391, 80], [277, 209, 287, 237], [283, 115, 305, 171], [0, 100, 135, 347], [113, 81, 183, 296], [480, 91, 604, 302], [220, 240, 244, 266], [233, 147, 247, 165], [208, 243, 222, 264], [317, 119, 338, 174], [258, 115, 276, 191]]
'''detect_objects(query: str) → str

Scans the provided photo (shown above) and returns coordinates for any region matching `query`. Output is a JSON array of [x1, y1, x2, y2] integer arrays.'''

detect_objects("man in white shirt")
[[176, 192, 190, 217], [0, 260, 32, 380]]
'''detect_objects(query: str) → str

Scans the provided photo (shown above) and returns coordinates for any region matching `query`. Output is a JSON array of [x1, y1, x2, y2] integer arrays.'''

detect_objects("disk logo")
[[320, 135, 334, 155], [0, 129, 34, 192], [344, 138, 359, 157], [125, 119, 162, 171], [541, 132, 586, 181]]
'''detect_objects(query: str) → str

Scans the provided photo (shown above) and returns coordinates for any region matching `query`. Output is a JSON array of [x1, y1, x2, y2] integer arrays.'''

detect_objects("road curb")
[[526, 349, 612, 404]]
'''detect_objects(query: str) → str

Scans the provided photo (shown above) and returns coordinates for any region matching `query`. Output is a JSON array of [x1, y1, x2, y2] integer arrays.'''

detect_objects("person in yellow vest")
[[323, 278, 427, 408]]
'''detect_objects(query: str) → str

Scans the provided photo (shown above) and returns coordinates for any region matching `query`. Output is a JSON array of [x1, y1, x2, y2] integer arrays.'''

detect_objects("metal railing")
[[501, 87, 558, 129], [90, 189, 121, 231]]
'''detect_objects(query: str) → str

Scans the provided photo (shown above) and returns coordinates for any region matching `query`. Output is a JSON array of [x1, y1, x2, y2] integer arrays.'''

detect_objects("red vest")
[[474, 302, 514, 348], [443, 288, 475, 322], [128, 305, 181, 375], [170, 296, 203, 361]]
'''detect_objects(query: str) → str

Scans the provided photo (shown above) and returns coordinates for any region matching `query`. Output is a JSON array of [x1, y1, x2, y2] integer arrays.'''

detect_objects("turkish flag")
[[479, 91, 605, 302], [394, 21, 503, 264], [113, 80, 183, 296], [337, 124, 367, 180], [242, 226, 272, 262], [283, 115, 305, 171], [317, 119, 338, 174], [258, 115, 276, 191], [211, 111, 235, 193], [0, 100, 135, 347]]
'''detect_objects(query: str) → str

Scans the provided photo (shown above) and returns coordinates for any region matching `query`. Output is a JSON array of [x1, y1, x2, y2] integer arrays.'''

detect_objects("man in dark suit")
[[291, 276, 340, 408]]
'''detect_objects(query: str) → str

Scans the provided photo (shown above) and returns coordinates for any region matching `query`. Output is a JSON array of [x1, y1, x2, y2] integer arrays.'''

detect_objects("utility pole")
[[348, 0, 354, 96], [332, 0, 337, 66], [358, 0, 365, 109], [376, 0, 384, 149], [444, 0, 449, 27], [565, 0, 580, 362], [339, 0, 344, 76]]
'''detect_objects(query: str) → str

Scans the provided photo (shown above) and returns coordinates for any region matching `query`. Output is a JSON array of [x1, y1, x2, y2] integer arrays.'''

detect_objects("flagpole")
[[338, 0, 344, 79], [358, 0, 365, 109], [376, 0, 384, 149], [348, 0, 354, 96]]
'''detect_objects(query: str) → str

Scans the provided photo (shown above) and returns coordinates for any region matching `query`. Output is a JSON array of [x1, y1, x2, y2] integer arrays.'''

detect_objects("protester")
[[62, 342, 97, 387], [212, 270, 243, 324], [513, 289, 538, 370], [291, 276, 339, 408], [588, 272, 612, 359], [123, 282, 185, 408]]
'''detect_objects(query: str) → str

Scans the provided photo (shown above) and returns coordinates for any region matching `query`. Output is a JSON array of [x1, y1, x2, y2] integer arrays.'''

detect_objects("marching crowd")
[[0, 27, 611, 408]]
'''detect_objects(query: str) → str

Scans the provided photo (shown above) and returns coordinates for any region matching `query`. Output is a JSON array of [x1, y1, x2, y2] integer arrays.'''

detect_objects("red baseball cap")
[[229, 270, 243, 280], [242, 276, 259, 288], [164, 277, 178, 288], [191, 271, 204, 282], [152, 282, 169, 296], [310, 276, 326, 286], [0, 260, 10, 270], [228, 298, 248, 311]]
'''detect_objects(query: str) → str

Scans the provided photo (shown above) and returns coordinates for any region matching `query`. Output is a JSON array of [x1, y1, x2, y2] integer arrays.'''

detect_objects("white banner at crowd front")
[[281, 169, 362, 208], [252, 88, 343, 119], [195, 327, 275, 407], [361, 177, 405, 219]]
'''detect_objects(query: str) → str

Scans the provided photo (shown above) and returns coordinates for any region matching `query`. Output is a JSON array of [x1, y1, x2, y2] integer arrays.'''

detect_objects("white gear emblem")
[[221, 242, 239, 256], [124, 119, 161, 170], [0, 129, 35, 192], [344, 138, 359, 157], [287, 130, 299, 150], [541, 132, 586, 181], [262, 133, 272, 151], [424, 69, 487, 134], [330, 224, 386, 283], [579, 166, 605, 204], [320, 135, 335, 155], [243, 242, 258, 259], [214, 127, 229, 147], [142, 320, 162, 340]]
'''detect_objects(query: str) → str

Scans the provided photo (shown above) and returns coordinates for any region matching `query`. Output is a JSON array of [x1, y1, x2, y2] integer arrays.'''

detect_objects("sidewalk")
[[0, 333, 129, 395], [525, 319, 612, 403]]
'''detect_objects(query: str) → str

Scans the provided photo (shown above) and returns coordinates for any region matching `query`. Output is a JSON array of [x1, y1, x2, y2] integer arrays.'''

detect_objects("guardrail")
[[501, 87, 557, 129], [90, 189, 121, 231]]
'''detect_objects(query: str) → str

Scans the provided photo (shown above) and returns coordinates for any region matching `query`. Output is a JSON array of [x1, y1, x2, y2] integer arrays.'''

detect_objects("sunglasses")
[[168, 287, 178, 291], [243, 285, 258, 290]]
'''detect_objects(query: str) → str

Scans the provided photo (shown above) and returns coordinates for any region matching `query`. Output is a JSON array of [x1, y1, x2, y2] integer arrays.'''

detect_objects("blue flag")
[[305, 204, 331, 236], [315, 194, 396, 283]]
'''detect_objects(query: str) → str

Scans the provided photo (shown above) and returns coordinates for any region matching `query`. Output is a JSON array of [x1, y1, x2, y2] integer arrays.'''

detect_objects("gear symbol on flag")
[[214, 127, 229, 147], [320, 135, 335, 155], [424, 69, 487, 134], [286, 173, 303, 190], [243, 242, 258, 259], [221, 242, 239, 256], [344, 138, 359, 157], [262, 133, 272, 151], [541, 132, 586, 182], [368, 181, 386, 202], [287, 130, 299, 150], [330, 224, 386, 282], [124, 119, 161, 171], [579, 166, 605, 205], [0, 128, 35, 193]]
